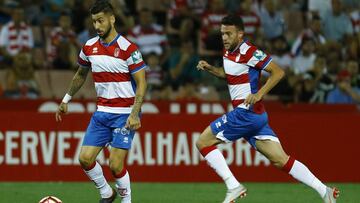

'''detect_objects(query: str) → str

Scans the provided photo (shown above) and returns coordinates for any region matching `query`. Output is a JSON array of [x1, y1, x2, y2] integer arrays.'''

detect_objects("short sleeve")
[[77, 47, 91, 67], [246, 48, 272, 70], [126, 44, 147, 74]]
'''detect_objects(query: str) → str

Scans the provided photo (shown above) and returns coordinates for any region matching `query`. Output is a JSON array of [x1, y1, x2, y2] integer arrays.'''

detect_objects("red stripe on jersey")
[[226, 74, 249, 85], [239, 46, 257, 63], [97, 97, 135, 107], [9, 45, 19, 49], [9, 35, 17, 40], [129, 61, 145, 72], [231, 99, 245, 108], [92, 72, 130, 83], [78, 57, 91, 66]]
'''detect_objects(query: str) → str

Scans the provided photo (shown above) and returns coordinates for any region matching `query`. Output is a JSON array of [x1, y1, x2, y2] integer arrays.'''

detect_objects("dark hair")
[[221, 14, 244, 31], [90, 0, 114, 15]]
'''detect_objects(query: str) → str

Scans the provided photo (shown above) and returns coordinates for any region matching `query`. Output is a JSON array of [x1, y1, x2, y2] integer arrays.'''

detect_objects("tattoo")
[[68, 67, 89, 96], [130, 95, 144, 116]]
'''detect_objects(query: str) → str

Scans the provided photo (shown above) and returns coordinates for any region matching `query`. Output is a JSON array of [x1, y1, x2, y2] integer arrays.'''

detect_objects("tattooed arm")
[[56, 66, 90, 122], [67, 66, 90, 96], [125, 68, 147, 130]]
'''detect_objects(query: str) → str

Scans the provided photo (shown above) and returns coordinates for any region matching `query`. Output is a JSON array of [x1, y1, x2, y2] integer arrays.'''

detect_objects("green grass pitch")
[[0, 182, 359, 203]]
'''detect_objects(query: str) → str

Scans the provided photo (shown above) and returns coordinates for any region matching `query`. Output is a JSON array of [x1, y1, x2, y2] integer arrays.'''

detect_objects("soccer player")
[[55, 1, 147, 203], [196, 14, 340, 203]]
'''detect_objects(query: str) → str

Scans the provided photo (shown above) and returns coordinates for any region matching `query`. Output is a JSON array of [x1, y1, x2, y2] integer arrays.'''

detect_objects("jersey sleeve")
[[126, 44, 147, 74], [246, 47, 272, 70], [77, 47, 91, 67]]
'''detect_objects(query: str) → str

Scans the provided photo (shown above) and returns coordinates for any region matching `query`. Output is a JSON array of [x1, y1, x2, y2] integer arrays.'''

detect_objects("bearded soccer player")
[[196, 14, 339, 203], [55, 1, 147, 203]]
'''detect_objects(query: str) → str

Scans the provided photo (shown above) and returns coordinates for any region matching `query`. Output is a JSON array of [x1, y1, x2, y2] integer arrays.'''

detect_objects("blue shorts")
[[210, 108, 278, 149], [82, 111, 135, 149]]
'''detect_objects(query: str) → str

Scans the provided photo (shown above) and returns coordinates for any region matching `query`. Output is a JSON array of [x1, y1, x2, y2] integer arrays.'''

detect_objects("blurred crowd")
[[0, 0, 359, 104]]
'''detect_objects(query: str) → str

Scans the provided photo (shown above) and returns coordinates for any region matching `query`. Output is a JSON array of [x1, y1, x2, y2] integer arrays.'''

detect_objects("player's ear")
[[238, 31, 244, 40], [110, 15, 115, 24]]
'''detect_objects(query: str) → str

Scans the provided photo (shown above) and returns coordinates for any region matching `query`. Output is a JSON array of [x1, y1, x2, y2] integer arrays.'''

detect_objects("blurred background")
[[0, 0, 359, 202], [0, 0, 358, 103]]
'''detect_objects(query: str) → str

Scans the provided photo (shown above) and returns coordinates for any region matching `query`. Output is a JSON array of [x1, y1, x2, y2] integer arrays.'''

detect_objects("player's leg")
[[196, 112, 247, 203], [80, 112, 116, 201], [109, 115, 136, 203], [109, 147, 131, 203], [255, 139, 339, 202], [109, 150, 129, 201]]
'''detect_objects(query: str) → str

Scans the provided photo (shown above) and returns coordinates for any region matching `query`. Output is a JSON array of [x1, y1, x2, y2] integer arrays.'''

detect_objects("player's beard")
[[98, 24, 112, 39], [228, 40, 240, 52]]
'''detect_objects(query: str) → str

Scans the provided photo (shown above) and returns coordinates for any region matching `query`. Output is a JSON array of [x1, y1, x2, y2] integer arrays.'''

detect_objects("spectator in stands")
[[109, 0, 135, 34], [322, 0, 354, 42], [345, 36, 359, 61], [166, 0, 200, 43], [198, 0, 227, 60], [270, 35, 292, 71], [47, 11, 80, 69], [77, 16, 96, 45], [349, 7, 359, 34], [291, 15, 326, 56], [346, 60, 360, 88], [307, 0, 331, 20], [71, 0, 95, 33], [4, 51, 40, 99], [167, 40, 200, 89], [308, 57, 334, 103], [136, 0, 172, 26], [323, 41, 342, 76], [255, 0, 285, 40], [326, 70, 360, 104], [238, 0, 261, 41], [145, 52, 165, 100], [127, 8, 168, 56], [267, 36, 294, 103], [291, 37, 317, 75], [0, 6, 34, 59], [293, 70, 318, 103]]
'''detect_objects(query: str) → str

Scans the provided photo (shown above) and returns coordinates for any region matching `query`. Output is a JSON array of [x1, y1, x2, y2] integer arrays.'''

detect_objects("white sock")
[[115, 169, 131, 203], [288, 159, 327, 197], [84, 162, 113, 198], [203, 148, 240, 189]]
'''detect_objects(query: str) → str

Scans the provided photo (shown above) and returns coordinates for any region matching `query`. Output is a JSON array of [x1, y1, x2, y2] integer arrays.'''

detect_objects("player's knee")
[[270, 156, 289, 169], [109, 160, 124, 174], [78, 154, 95, 169], [196, 136, 206, 150]]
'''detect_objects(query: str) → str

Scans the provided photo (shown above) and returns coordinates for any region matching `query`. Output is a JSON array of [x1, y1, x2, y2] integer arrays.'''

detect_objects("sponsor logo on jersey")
[[92, 47, 98, 54], [114, 48, 120, 57], [253, 50, 266, 60], [131, 50, 142, 64]]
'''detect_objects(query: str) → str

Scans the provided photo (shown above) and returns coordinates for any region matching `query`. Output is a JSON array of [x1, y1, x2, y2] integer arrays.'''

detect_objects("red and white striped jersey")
[[0, 21, 33, 56], [239, 12, 261, 36], [78, 34, 146, 114], [127, 24, 167, 55], [223, 41, 272, 114]]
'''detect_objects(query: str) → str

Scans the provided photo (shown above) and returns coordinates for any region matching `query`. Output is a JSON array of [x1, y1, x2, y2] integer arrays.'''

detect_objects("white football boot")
[[222, 184, 247, 203], [323, 187, 340, 203]]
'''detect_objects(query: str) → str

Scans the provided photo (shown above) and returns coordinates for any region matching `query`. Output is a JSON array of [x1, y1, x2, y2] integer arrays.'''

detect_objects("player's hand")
[[244, 93, 262, 107], [196, 60, 212, 71], [55, 102, 68, 122], [125, 114, 141, 130]]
